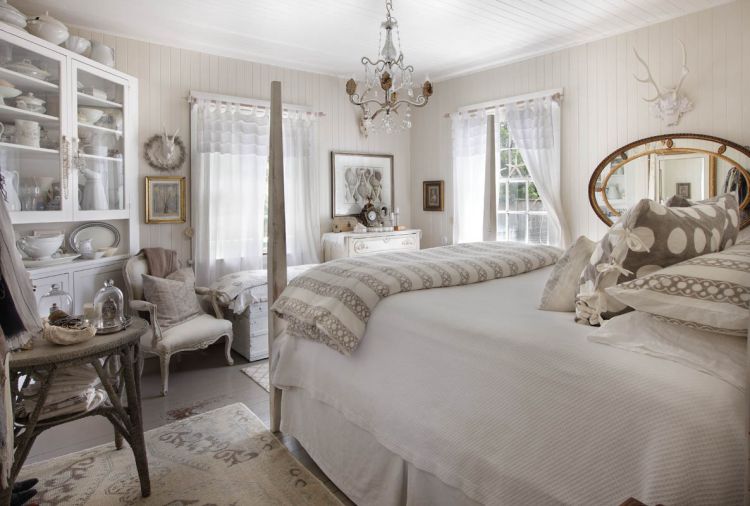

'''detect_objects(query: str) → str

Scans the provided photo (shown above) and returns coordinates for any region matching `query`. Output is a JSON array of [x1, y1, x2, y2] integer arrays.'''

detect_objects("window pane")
[[496, 213, 507, 241], [497, 182, 507, 211], [509, 150, 527, 177], [508, 213, 526, 242], [499, 149, 509, 178], [508, 182, 526, 211], [528, 183, 544, 211], [528, 214, 549, 245]]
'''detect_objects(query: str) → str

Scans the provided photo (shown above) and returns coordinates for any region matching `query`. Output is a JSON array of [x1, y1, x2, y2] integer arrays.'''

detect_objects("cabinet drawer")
[[348, 233, 420, 257]]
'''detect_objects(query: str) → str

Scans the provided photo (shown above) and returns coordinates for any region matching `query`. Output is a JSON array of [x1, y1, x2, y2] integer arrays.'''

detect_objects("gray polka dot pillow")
[[606, 241, 750, 336], [575, 194, 740, 325]]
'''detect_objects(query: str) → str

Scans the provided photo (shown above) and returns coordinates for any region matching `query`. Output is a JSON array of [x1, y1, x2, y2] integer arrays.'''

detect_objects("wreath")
[[143, 134, 186, 171]]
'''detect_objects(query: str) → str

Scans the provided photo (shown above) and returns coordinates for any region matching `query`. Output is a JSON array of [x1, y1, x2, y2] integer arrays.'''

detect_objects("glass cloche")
[[93, 279, 125, 329], [38, 284, 72, 317]]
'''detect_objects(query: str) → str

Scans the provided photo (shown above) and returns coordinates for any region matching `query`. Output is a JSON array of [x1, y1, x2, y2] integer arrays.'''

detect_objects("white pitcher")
[[1, 168, 21, 211]]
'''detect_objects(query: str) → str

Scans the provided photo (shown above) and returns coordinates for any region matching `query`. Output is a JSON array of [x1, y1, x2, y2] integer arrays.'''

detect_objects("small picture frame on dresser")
[[423, 180, 444, 211]]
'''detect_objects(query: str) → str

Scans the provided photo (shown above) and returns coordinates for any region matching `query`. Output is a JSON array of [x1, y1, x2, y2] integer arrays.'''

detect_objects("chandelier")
[[345, 0, 433, 134]]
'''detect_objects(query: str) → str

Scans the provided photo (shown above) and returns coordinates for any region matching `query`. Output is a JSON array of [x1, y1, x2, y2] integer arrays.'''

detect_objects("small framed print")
[[145, 176, 186, 224], [675, 182, 691, 199], [423, 180, 444, 211]]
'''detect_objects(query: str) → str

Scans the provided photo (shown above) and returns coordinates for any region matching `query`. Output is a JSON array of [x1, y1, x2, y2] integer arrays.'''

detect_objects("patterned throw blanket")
[[271, 242, 561, 354]]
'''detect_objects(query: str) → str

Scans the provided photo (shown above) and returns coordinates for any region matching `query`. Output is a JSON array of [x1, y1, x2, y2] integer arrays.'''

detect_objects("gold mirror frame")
[[588, 133, 750, 229]]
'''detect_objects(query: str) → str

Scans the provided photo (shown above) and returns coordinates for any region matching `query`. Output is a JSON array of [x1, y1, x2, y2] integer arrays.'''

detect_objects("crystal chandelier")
[[346, 0, 433, 134]]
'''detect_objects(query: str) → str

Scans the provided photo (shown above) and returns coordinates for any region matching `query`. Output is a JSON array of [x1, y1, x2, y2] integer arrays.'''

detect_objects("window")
[[495, 121, 550, 245]]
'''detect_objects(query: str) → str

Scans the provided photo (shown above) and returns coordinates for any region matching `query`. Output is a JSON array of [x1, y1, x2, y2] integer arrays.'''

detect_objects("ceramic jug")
[[1, 168, 20, 211], [76, 237, 95, 259]]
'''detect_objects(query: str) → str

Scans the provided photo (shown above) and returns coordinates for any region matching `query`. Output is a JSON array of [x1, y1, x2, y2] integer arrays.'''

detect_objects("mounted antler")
[[633, 40, 692, 126]]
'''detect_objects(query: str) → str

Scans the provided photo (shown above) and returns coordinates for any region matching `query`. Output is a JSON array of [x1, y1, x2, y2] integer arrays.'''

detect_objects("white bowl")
[[0, 85, 20, 105], [63, 36, 91, 56], [78, 107, 103, 125], [16, 233, 63, 260]]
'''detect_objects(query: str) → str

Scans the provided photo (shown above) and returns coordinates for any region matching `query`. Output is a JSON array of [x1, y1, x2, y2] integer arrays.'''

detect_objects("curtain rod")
[[188, 90, 326, 117], [443, 88, 563, 118]]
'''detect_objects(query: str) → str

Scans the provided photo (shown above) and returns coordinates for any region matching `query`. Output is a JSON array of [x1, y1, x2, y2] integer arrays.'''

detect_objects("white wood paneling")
[[410, 1, 750, 247], [16, 0, 730, 80], [66, 28, 410, 261]]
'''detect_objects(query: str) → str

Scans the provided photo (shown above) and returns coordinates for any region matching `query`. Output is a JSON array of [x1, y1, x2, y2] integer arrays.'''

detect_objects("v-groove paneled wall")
[[69, 27, 410, 262], [410, 0, 750, 247]]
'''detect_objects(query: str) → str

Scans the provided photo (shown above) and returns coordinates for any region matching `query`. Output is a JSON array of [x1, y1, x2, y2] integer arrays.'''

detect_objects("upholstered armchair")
[[123, 252, 233, 396]]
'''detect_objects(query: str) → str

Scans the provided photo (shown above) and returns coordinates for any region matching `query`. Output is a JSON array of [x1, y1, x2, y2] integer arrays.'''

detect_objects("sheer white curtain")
[[504, 97, 568, 247], [283, 114, 321, 266], [192, 100, 268, 285], [451, 111, 488, 244]]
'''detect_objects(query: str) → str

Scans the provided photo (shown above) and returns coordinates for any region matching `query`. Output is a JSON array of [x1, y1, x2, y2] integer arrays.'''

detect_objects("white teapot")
[[1, 168, 20, 211]]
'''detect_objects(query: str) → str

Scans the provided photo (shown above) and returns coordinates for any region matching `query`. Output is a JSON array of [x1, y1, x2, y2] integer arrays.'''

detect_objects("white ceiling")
[[14, 0, 732, 81]]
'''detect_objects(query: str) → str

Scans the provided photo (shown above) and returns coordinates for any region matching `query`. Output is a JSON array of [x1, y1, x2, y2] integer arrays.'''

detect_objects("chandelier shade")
[[346, 0, 433, 134]]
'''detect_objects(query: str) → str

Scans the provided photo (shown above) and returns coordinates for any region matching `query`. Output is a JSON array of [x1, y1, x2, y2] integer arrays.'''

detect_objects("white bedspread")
[[272, 267, 744, 505]]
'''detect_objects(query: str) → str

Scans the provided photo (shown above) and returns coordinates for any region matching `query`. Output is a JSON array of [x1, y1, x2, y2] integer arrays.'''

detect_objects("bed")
[[263, 84, 748, 505], [271, 266, 744, 505]]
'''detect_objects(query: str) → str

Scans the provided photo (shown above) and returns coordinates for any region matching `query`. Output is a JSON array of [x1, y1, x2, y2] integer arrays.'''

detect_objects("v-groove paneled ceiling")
[[15, 0, 732, 81]]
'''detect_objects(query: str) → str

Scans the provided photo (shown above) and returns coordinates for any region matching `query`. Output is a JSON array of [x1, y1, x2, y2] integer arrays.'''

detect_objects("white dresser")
[[322, 229, 421, 261]]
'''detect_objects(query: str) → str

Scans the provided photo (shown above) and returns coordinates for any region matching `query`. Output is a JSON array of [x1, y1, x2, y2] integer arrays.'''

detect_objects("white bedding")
[[272, 266, 745, 505]]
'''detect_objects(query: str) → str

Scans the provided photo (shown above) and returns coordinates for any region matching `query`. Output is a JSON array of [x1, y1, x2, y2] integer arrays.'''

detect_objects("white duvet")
[[272, 267, 745, 505]]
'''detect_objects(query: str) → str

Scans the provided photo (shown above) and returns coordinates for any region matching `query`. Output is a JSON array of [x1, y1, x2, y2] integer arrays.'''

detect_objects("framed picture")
[[331, 151, 393, 217], [423, 180, 444, 211], [675, 182, 691, 199], [145, 176, 186, 224]]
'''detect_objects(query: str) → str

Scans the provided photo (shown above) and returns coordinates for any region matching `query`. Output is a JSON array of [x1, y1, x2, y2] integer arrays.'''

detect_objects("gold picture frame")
[[423, 180, 444, 211], [145, 176, 186, 224]]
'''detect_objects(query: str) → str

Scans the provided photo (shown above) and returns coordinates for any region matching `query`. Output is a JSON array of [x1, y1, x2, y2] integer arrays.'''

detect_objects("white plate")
[[23, 253, 80, 268], [69, 222, 120, 253]]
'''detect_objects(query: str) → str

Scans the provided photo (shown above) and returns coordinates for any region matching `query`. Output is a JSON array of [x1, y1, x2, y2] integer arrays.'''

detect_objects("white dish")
[[69, 222, 120, 254], [0, 85, 21, 105], [23, 253, 80, 269], [26, 11, 69, 45], [78, 107, 104, 125], [90, 42, 115, 67], [4, 59, 50, 80], [17, 232, 63, 259]]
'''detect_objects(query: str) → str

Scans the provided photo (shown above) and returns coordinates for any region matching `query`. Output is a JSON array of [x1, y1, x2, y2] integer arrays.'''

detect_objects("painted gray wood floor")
[[23, 342, 355, 505]]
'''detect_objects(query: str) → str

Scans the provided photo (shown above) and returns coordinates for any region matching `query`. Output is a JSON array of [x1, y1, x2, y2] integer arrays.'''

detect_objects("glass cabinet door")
[[72, 61, 129, 220], [0, 32, 69, 223]]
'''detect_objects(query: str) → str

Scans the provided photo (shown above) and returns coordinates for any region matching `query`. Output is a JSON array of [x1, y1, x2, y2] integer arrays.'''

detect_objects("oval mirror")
[[589, 134, 750, 228]]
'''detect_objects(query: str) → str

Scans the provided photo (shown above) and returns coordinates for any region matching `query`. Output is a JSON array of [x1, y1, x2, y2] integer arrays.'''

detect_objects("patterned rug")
[[242, 362, 270, 392], [21, 403, 340, 505]]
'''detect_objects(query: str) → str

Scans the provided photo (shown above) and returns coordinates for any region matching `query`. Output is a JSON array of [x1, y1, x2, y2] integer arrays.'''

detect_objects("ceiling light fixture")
[[345, 0, 433, 135]]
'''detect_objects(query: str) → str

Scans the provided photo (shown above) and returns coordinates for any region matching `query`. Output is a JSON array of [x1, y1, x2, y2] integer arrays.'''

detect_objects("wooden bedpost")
[[267, 81, 287, 432]]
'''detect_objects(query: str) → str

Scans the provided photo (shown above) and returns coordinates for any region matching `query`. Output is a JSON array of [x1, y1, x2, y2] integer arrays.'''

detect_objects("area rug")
[[20, 403, 341, 505], [242, 362, 270, 392]]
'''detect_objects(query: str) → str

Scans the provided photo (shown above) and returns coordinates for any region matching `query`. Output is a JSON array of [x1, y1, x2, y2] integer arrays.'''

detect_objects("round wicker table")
[[2, 318, 150, 505]]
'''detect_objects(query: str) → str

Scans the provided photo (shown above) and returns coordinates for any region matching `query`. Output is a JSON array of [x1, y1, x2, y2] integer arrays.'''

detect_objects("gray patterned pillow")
[[539, 235, 595, 312], [142, 268, 204, 328], [606, 242, 750, 336], [575, 194, 739, 325]]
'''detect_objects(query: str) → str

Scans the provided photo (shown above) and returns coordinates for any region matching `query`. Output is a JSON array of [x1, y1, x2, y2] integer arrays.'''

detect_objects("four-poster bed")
[[265, 83, 747, 504]]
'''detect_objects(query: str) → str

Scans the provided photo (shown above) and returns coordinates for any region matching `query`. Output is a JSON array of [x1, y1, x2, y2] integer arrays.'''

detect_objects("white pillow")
[[606, 242, 750, 336], [539, 235, 595, 312], [588, 311, 745, 390]]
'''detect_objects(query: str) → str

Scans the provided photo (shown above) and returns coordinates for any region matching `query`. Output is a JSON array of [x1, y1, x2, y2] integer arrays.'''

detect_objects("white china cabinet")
[[0, 23, 138, 313]]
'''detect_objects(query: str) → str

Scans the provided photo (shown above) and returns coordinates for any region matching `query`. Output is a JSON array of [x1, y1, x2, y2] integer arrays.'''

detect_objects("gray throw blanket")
[[272, 242, 561, 355]]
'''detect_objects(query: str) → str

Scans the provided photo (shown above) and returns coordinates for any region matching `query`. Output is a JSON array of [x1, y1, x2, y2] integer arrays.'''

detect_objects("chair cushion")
[[142, 268, 203, 328], [141, 313, 232, 353]]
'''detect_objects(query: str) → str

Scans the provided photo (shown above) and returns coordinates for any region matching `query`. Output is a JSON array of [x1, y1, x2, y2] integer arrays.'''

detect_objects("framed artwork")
[[145, 176, 186, 224], [675, 182, 691, 199], [331, 151, 393, 217], [423, 180, 444, 211]]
